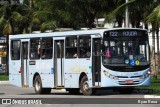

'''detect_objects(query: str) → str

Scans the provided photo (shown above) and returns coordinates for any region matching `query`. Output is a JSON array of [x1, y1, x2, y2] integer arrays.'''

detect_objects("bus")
[[9, 28, 150, 95]]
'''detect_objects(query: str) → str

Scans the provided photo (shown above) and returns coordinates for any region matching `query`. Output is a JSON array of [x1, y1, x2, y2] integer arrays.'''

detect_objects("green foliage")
[[33, 11, 52, 21], [3, 21, 12, 34], [0, 75, 9, 81], [146, 5, 160, 27], [136, 75, 160, 90], [0, 0, 160, 34], [41, 21, 56, 32], [11, 12, 23, 23]]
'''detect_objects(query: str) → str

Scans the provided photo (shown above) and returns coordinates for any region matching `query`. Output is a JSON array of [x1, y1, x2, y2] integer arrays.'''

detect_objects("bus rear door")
[[54, 38, 65, 87]]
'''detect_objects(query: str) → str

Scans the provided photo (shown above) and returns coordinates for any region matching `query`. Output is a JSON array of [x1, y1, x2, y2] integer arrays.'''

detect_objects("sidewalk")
[[0, 81, 9, 84]]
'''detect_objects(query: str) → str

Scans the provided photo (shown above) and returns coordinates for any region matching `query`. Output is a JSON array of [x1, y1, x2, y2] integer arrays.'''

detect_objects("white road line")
[[144, 95, 160, 98], [0, 81, 9, 84]]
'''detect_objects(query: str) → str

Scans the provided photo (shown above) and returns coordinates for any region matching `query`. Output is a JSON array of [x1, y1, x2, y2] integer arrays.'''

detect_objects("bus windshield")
[[102, 30, 150, 68]]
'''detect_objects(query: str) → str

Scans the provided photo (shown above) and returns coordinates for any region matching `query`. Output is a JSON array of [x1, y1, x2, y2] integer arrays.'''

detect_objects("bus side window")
[[30, 38, 41, 59], [79, 36, 91, 58], [11, 40, 20, 60], [41, 37, 53, 59], [65, 36, 78, 58]]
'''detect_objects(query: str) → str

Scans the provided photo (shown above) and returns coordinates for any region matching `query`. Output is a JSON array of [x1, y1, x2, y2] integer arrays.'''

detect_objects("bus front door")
[[54, 40, 64, 87], [92, 38, 101, 86], [21, 41, 29, 87]]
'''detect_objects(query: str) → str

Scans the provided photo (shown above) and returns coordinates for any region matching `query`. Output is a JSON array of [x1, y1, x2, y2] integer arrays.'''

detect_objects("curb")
[[0, 81, 9, 84], [144, 95, 160, 98]]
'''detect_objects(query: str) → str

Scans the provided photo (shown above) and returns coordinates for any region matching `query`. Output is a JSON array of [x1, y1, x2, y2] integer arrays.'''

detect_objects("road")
[[0, 84, 160, 107]]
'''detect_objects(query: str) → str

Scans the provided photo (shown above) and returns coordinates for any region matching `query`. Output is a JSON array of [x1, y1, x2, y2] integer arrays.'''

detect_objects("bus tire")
[[80, 76, 92, 95], [34, 75, 51, 94]]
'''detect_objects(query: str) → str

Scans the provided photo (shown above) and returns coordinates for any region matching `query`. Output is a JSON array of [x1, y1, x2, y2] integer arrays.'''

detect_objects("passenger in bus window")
[[73, 53, 78, 57], [110, 48, 116, 57], [124, 49, 129, 59], [31, 50, 35, 59], [42, 49, 46, 59], [37, 48, 41, 58], [80, 49, 85, 57], [106, 50, 111, 58]]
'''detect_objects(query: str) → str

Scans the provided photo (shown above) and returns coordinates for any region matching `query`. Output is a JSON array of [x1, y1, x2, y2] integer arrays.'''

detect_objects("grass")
[[135, 75, 160, 95], [0, 74, 9, 81], [136, 75, 160, 90]]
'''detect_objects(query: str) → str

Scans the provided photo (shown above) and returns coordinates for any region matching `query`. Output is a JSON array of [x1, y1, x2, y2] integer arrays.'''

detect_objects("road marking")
[[0, 81, 9, 84], [144, 95, 160, 98]]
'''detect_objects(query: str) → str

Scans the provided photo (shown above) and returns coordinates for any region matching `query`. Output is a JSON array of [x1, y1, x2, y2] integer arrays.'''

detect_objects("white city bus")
[[9, 28, 150, 95]]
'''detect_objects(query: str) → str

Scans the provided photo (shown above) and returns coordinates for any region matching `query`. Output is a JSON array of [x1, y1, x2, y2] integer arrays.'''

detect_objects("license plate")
[[125, 80, 133, 84]]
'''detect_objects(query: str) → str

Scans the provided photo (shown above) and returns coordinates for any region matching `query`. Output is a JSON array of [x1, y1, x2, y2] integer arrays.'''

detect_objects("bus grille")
[[118, 81, 139, 85], [117, 76, 128, 78], [130, 76, 142, 78]]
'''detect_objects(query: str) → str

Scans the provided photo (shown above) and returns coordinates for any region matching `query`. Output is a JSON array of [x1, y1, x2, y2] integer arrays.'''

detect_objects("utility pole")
[[125, 0, 129, 28], [29, 0, 32, 33]]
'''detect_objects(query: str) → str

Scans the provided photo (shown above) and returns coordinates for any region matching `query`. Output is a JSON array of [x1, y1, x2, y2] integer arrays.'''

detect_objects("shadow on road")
[[18, 89, 160, 96]]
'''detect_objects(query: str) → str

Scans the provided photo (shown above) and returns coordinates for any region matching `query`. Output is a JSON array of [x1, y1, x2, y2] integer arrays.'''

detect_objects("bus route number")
[[109, 32, 118, 36]]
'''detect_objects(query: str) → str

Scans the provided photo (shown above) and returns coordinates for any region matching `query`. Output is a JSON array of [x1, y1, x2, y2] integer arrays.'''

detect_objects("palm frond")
[[11, 12, 23, 22], [105, 0, 136, 23], [0, 16, 5, 25], [41, 21, 56, 32], [146, 5, 160, 27], [0, 4, 8, 17], [33, 11, 52, 21], [3, 21, 12, 35]]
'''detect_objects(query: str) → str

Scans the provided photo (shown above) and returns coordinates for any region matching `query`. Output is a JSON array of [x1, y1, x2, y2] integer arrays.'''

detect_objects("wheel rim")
[[83, 81, 91, 93], [35, 80, 41, 91]]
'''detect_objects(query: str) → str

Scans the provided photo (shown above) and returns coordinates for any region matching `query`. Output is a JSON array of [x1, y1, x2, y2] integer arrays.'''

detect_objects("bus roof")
[[9, 28, 147, 39]]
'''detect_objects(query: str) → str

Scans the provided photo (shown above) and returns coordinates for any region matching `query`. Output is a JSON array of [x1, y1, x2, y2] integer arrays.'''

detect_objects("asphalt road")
[[0, 84, 160, 107], [0, 84, 146, 98]]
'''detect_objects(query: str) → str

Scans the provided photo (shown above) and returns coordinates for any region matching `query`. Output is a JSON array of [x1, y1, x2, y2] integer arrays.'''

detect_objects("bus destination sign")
[[105, 30, 145, 37]]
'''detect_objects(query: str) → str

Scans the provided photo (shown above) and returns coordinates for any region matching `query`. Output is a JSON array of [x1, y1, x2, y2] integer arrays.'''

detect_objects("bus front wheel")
[[80, 76, 92, 95], [34, 75, 51, 94]]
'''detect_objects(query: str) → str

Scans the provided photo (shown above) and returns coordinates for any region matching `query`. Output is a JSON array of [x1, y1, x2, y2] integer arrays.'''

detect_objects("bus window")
[[79, 36, 91, 58], [30, 38, 41, 59], [65, 36, 78, 58], [41, 38, 53, 59], [11, 40, 20, 60]]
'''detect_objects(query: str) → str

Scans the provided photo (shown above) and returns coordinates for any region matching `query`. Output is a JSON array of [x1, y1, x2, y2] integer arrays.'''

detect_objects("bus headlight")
[[139, 73, 149, 79], [103, 70, 119, 80], [148, 71, 151, 75]]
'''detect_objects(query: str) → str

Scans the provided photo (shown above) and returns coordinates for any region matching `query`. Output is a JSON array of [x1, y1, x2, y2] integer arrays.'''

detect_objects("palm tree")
[[0, 0, 30, 75], [105, 0, 141, 27], [146, 5, 160, 79], [33, 0, 114, 29]]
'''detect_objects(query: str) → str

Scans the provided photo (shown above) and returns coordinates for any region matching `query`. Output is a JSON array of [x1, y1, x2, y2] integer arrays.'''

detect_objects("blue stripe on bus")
[[51, 68, 54, 74]]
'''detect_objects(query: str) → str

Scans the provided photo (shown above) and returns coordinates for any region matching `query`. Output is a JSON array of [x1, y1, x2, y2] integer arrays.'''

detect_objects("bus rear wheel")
[[34, 75, 51, 94], [80, 76, 92, 95]]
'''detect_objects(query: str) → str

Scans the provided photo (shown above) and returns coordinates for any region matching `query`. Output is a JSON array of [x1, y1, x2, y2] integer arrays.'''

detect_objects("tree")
[[34, 0, 113, 29], [0, 0, 30, 75], [146, 5, 160, 79]]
